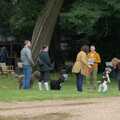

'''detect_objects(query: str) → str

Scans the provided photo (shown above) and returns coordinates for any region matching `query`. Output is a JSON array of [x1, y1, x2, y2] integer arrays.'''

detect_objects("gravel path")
[[0, 97, 120, 120]]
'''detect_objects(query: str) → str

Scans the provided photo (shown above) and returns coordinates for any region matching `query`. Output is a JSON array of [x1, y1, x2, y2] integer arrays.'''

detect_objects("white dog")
[[98, 67, 112, 92]]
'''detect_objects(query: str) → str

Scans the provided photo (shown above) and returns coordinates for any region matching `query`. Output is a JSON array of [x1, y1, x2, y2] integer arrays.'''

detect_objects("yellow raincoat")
[[88, 51, 101, 69], [72, 51, 90, 76]]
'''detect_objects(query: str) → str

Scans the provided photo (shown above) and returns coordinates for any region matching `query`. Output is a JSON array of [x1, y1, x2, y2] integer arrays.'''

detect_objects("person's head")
[[90, 45, 96, 52], [42, 46, 49, 52], [24, 40, 31, 48], [81, 45, 89, 53], [111, 57, 120, 68]]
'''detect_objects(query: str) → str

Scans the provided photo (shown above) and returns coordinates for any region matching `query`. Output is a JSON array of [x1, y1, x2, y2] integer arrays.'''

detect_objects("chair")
[[0, 63, 14, 74]]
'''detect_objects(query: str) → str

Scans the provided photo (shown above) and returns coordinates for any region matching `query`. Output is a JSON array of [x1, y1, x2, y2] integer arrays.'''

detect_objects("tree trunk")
[[31, 0, 64, 62]]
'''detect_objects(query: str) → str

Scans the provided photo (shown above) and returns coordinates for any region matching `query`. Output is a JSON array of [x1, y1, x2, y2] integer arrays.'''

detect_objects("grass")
[[0, 73, 120, 101]]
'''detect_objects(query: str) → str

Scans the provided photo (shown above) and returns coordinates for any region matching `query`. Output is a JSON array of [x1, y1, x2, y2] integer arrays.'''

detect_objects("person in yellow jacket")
[[87, 45, 101, 89], [72, 45, 91, 92]]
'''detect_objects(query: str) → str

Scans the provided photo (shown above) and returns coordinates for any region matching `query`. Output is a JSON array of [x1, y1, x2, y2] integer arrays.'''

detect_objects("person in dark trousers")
[[20, 40, 34, 89], [117, 71, 120, 91], [72, 45, 91, 92], [0, 47, 8, 63], [111, 58, 120, 91], [38, 46, 53, 90]]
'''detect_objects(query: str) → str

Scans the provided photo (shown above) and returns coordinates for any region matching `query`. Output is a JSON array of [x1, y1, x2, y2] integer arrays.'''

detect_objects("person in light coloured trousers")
[[87, 45, 101, 89]]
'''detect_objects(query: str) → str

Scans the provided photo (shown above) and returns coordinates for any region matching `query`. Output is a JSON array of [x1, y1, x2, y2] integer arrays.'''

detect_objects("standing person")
[[87, 45, 101, 89], [20, 40, 34, 89], [38, 46, 53, 91], [0, 47, 8, 63], [72, 45, 91, 92], [111, 58, 120, 91]]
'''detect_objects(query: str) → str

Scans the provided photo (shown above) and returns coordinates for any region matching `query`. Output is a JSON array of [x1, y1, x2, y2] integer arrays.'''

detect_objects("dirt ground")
[[0, 97, 120, 120]]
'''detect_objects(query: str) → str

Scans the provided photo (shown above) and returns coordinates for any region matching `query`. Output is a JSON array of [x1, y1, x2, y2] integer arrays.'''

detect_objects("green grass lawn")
[[0, 73, 120, 101]]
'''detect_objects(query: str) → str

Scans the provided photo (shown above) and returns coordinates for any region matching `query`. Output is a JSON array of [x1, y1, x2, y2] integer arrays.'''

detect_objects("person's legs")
[[38, 71, 43, 90], [38, 82, 42, 90], [26, 66, 32, 89], [89, 69, 97, 89], [22, 65, 32, 89], [23, 66, 27, 89], [87, 71, 93, 89], [117, 72, 120, 91], [43, 71, 50, 90], [118, 80, 120, 91], [76, 73, 84, 91], [91, 68, 98, 89]]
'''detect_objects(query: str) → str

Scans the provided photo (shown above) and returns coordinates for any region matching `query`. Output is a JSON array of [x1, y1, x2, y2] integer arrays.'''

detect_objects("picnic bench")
[[0, 63, 14, 74]]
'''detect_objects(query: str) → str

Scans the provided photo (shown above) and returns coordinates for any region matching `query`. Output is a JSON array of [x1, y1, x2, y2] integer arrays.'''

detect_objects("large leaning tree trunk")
[[31, 0, 64, 62]]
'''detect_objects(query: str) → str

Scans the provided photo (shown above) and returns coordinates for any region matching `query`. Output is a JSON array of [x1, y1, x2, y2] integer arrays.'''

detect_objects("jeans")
[[23, 65, 32, 89], [76, 73, 84, 91]]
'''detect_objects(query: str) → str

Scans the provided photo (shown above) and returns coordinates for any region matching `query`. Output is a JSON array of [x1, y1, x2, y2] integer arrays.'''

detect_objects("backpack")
[[50, 80, 61, 90]]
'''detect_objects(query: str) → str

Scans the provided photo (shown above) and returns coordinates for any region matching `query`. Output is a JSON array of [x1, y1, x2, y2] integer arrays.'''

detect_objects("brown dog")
[[15, 71, 40, 89]]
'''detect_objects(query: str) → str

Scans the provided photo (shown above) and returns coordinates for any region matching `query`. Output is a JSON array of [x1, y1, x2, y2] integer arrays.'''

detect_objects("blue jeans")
[[23, 65, 32, 89], [76, 73, 84, 91]]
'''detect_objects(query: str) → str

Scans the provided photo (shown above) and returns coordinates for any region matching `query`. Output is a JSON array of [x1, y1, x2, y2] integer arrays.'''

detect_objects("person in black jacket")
[[38, 46, 53, 90]]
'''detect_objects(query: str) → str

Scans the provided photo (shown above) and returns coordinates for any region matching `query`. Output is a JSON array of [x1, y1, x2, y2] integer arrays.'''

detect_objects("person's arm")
[[96, 53, 101, 64]]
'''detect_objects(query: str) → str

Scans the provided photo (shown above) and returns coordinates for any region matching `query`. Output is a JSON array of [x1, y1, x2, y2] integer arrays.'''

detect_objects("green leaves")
[[0, 0, 47, 37], [0, 0, 120, 39], [9, 0, 46, 36], [60, 0, 120, 33]]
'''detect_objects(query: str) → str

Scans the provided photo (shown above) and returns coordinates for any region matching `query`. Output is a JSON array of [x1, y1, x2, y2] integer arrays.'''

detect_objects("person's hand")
[[87, 65, 92, 75], [88, 65, 92, 68], [32, 62, 35, 67]]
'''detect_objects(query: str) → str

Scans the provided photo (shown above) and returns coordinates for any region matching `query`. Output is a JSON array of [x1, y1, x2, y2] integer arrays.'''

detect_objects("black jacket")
[[38, 51, 52, 72]]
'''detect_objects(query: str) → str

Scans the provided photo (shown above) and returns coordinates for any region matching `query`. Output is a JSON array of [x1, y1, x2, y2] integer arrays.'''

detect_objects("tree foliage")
[[0, 0, 120, 40], [60, 0, 120, 34], [10, 0, 46, 37], [0, 0, 13, 35], [0, 0, 47, 38]]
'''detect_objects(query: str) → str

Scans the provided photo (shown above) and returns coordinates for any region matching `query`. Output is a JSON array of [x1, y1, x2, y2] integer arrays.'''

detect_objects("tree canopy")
[[0, 0, 47, 38], [60, 0, 120, 34], [0, 0, 120, 39]]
